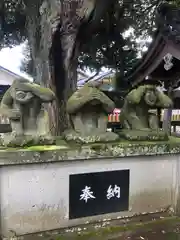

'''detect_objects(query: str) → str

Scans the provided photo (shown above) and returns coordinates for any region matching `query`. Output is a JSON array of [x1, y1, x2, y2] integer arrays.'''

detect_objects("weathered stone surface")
[[0, 137, 180, 165], [0, 79, 55, 147], [64, 130, 119, 144], [118, 129, 169, 141], [119, 85, 173, 141], [66, 82, 115, 114], [64, 83, 119, 143]]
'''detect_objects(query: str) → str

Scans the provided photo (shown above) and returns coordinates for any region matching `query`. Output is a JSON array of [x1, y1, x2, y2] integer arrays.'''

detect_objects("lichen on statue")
[[119, 84, 173, 141], [0, 78, 56, 147], [63, 82, 119, 143]]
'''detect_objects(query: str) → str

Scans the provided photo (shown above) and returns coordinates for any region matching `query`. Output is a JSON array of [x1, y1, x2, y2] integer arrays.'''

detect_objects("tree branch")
[[84, 71, 100, 83]]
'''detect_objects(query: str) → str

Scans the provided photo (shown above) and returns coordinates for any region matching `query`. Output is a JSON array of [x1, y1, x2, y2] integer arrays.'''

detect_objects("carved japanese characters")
[[63, 82, 119, 143], [0, 79, 55, 146], [119, 85, 173, 141]]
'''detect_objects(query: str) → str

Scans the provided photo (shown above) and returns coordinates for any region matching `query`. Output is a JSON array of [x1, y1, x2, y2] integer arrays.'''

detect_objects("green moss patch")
[[50, 217, 180, 239], [0, 136, 180, 165], [24, 145, 69, 151], [20, 216, 180, 240], [1, 134, 180, 153], [0, 145, 69, 152]]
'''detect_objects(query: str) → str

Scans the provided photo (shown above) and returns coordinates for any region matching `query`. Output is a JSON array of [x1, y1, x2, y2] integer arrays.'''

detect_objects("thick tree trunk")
[[25, 0, 78, 135], [24, 0, 112, 135], [48, 29, 78, 135], [49, 52, 77, 135]]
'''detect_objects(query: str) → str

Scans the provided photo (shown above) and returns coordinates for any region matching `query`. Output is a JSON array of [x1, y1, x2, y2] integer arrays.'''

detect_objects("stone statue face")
[[15, 90, 34, 104], [144, 89, 157, 106]]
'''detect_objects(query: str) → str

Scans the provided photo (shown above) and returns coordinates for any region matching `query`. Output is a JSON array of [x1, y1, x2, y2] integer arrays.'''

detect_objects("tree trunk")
[[49, 46, 78, 135], [24, 0, 112, 135], [25, 0, 78, 135]]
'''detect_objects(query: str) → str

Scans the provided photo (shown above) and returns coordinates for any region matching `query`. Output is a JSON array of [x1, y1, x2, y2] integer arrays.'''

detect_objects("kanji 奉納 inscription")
[[69, 169, 130, 219]]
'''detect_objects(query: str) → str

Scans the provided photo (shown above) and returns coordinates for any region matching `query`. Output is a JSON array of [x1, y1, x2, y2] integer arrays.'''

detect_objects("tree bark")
[[49, 45, 78, 135], [25, 0, 78, 135], [24, 0, 114, 135]]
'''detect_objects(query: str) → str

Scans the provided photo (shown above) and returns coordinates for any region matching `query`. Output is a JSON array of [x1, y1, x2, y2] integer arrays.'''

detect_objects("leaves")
[[78, 0, 162, 74], [0, 0, 27, 48], [20, 41, 34, 76], [1, 0, 180, 86]]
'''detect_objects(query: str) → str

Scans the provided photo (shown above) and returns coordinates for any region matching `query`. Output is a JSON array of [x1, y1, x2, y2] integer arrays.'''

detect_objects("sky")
[[0, 45, 23, 73], [0, 42, 32, 80]]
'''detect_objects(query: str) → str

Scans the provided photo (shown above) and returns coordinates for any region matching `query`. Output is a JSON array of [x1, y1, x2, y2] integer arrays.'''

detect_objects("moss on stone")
[[25, 82, 55, 97], [24, 145, 68, 151], [0, 136, 180, 165], [118, 129, 169, 141], [2, 136, 180, 152], [66, 83, 115, 115], [120, 85, 172, 134]]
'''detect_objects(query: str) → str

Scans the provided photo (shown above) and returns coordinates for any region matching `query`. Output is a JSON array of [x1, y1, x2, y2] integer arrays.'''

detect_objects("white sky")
[[0, 43, 32, 80], [0, 45, 23, 73]]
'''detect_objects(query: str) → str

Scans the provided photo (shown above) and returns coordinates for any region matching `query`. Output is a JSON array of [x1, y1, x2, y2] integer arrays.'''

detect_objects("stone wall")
[[0, 146, 179, 237]]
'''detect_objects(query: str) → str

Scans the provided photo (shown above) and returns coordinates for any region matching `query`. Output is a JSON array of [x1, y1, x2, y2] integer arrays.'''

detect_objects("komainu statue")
[[119, 85, 173, 141], [63, 82, 119, 143], [0, 79, 55, 146]]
